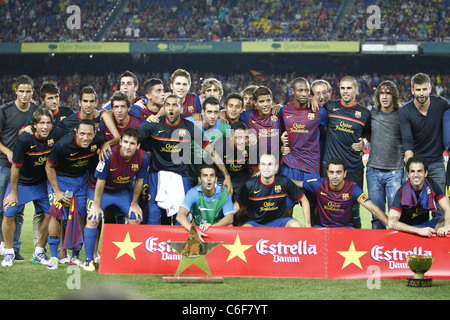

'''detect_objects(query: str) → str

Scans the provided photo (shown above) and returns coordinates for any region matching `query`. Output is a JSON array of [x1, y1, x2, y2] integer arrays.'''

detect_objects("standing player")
[[201, 78, 223, 105], [444, 109, 450, 197], [100, 70, 140, 111], [321, 76, 371, 228], [129, 78, 166, 121], [186, 97, 230, 184], [365, 81, 403, 229], [176, 164, 234, 240], [237, 153, 310, 228], [170, 69, 202, 118], [138, 94, 232, 225], [279, 77, 328, 217], [61, 86, 101, 133], [294, 158, 388, 228], [1, 109, 64, 267], [220, 93, 244, 125], [240, 86, 281, 161], [0, 75, 39, 261], [399, 72, 449, 216], [45, 119, 105, 269], [388, 156, 450, 237], [83, 128, 149, 271], [242, 85, 258, 111]]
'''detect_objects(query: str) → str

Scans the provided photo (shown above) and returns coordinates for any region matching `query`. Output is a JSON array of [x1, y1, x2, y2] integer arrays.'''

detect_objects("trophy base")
[[163, 276, 224, 284], [407, 277, 432, 287]]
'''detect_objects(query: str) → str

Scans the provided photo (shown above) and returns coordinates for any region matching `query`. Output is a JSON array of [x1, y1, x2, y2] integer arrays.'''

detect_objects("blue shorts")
[[87, 187, 139, 220], [4, 181, 49, 217], [244, 217, 295, 227], [47, 173, 89, 220], [280, 165, 319, 208], [414, 216, 441, 229]]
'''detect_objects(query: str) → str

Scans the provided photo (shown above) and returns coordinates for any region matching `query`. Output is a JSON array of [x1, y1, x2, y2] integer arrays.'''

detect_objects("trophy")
[[163, 221, 223, 283], [406, 255, 434, 287]]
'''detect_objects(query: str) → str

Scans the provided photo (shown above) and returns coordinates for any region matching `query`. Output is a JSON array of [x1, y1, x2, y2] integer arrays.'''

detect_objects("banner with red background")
[[99, 225, 450, 279]]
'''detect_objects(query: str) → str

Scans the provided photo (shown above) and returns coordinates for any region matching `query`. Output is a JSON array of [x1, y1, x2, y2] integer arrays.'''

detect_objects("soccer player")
[[321, 76, 371, 228], [399, 72, 449, 216], [237, 153, 310, 228], [61, 86, 101, 133], [279, 77, 328, 217], [240, 86, 281, 161], [176, 164, 234, 240], [138, 94, 232, 225], [365, 81, 403, 229], [388, 156, 450, 237], [242, 85, 258, 111], [22, 81, 74, 131], [1, 109, 64, 267], [45, 119, 105, 269], [169, 68, 202, 118], [186, 96, 230, 184], [83, 128, 149, 271], [100, 70, 140, 111], [444, 109, 450, 196], [294, 158, 388, 228], [201, 78, 223, 104], [0, 75, 39, 261], [129, 78, 165, 121], [220, 92, 244, 125]]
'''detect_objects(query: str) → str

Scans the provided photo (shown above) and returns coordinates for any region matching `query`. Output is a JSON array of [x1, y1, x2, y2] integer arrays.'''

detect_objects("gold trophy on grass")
[[406, 255, 434, 287]]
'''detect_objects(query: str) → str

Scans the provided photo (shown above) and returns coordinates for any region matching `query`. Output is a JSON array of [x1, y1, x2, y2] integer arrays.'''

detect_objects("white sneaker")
[[70, 256, 83, 267], [47, 257, 59, 270], [1, 252, 14, 267], [0, 243, 5, 256], [31, 252, 50, 265], [59, 256, 71, 264]]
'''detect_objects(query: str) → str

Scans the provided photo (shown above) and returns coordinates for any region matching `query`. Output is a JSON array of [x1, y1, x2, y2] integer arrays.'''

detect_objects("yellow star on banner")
[[112, 232, 142, 260], [223, 234, 253, 262], [337, 240, 368, 269]]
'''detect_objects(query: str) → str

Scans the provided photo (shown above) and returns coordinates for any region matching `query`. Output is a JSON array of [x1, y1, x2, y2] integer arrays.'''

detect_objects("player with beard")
[[138, 94, 232, 225], [399, 72, 449, 216], [294, 158, 388, 228], [321, 76, 371, 228], [1, 109, 64, 267]]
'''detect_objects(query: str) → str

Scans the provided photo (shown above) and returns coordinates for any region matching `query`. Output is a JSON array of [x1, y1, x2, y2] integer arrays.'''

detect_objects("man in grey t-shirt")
[[0, 75, 39, 262], [366, 81, 403, 229]]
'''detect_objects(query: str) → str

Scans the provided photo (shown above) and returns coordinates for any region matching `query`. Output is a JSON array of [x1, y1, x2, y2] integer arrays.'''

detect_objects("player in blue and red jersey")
[[45, 119, 105, 269], [170, 69, 202, 118], [2, 109, 64, 267], [138, 94, 232, 225], [129, 78, 165, 121], [295, 158, 387, 228], [279, 78, 328, 217], [237, 153, 310, 228], [83, 128, 149, 271], [240, 86, 281, 162]]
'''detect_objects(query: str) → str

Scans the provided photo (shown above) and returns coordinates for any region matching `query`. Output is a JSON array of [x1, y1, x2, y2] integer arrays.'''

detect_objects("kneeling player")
[[83, 128, 149, 271]]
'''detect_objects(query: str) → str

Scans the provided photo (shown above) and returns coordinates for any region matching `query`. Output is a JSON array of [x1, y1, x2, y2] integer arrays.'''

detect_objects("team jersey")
[[12, 128, 65, 185], [129, 103, 158, 121], [60, 112, 101, 133], [181, 184, 234, 225], [222, 137, 258, 183], [240, 110, 281, 159], [279, 103, 328, 174], [181, 93, 202, 118], [390, 179, 445, 226], [47, 131, 105, 178], [138, 116, 209, 177], [98, 115, 143, 141], [303, 177, 368, 228], [322, 100, 371, 172], [186, 118, 230, 181], [93, 144, 149, 192], [23, 106, 75, 129], [238, 174, 304, 224]]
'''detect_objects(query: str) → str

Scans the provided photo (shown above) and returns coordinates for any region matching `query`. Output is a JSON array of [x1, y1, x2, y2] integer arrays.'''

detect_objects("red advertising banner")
[[99, 225, 450, 279]]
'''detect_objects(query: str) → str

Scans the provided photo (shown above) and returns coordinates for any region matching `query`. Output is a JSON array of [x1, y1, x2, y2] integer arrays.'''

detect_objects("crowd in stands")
[[1, 71, 448, 110], [1, 0, 449, 42]]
